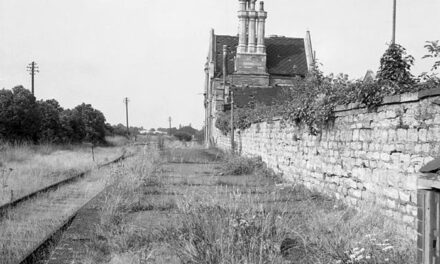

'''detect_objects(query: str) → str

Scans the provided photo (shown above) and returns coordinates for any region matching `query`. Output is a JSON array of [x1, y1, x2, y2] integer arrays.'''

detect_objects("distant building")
[[204, 0, 314, 146], [139, 129, 149, 135]]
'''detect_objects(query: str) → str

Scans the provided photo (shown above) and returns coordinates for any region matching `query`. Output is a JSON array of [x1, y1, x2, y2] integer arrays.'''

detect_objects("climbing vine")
[[215, 43, 439, 136]]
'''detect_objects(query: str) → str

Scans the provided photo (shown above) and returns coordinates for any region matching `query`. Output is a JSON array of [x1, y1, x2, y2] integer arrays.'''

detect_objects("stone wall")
[[213, 88, 440, 231]]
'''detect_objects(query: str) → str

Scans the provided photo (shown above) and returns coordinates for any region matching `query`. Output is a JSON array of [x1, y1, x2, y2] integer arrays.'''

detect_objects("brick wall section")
[[213, 88, 440, 231]]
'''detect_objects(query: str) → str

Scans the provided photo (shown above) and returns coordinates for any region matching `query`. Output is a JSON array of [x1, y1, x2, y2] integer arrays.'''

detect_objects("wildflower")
[[382, 245, 394, 251]]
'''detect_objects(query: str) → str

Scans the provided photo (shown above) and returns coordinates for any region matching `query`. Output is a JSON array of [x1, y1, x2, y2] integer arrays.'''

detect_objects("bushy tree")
[[37, 99, 63, 143], [0, 86, 108, 144], [107, 123, 144, 137], [0, 88, 14, 138], [59, 109, 78, 143], [377, 44, 415, 92], [71, 103, 106, 143], [0, 86, 41, 141], [178, 125, 198, 136], [419, 40, 440, 88], [173, 131, 192, 142], [423, 40, 440, 71]]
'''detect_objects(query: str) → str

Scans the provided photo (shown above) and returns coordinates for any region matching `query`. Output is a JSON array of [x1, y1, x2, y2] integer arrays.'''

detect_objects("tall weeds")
[[160, 186, 415, 264], [90, 148, 161, 262]]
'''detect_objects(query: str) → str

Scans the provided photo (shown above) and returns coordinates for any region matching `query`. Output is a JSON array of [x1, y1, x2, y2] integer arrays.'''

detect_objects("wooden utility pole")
[[392, 0, 397, 45], [26, 61, 39, 96], [168, 116, 172, 136], [230, 90, 234, 154], [123, 97, 130, 136]]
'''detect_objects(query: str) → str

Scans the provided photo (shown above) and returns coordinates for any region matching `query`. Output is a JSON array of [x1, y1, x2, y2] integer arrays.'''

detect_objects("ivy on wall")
[[215, 42, 440, 136]]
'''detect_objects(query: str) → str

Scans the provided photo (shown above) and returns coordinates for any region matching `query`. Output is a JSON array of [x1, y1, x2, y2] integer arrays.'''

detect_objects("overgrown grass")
[[160, 186, 415, 264], [83, 145, 416, 264], [221, 154, 262, 175], [0, 139, 127, 206], [220, 153, 283, 185], [0, 160, 117, 264], [85, 149, 162, 263]]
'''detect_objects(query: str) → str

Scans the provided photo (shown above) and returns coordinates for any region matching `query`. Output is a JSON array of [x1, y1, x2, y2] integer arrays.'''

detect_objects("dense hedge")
[[0, 86, 107, 144]]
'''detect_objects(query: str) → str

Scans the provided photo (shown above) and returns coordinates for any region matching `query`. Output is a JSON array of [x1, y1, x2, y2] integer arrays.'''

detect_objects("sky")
[[0, 0, 439, 130]]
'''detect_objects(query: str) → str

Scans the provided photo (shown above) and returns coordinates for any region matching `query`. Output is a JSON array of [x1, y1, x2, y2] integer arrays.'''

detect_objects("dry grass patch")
[[0, 141, 126, 206], [0, 162, 118, 264]]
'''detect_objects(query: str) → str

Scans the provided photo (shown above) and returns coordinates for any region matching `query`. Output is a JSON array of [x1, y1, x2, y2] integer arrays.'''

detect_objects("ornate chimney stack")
[[247, 0, 257, 53], [256, 1, 267, 54], [234, 0, 269, 87], [237, 0, 248, 53]]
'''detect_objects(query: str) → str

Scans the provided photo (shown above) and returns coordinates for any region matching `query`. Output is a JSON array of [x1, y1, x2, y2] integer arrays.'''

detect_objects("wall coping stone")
[[334, 87, 440, 113], [418, 87, 440, 100], [235, 87, 440, 130]]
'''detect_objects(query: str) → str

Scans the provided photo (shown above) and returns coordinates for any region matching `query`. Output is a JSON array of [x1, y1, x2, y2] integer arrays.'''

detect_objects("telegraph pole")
[[168, 116, 172, 135], [391, 0, 397, 45], [123, 97, 130, 137], [26, 61, 39, 96], [230, 90, 234, 154]]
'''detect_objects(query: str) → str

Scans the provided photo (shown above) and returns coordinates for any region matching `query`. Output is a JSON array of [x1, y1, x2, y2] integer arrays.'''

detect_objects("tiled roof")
[[214, 35, 308, 78]]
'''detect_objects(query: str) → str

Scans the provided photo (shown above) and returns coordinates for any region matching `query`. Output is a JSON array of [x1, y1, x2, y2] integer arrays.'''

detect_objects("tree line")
[[106, 123, 144, 137], [0, 86, 107, 144]]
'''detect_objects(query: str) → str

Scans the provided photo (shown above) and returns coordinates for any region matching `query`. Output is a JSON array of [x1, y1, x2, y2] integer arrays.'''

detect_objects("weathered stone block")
[[388, 130, 397, 142], [402, 174, 417, 191], [399, 191, 411, 203], [380, 152, 391, 162], [407, 129, 418, 142], [382, 144, 395, 153], [397, 129, 408, 141], [420, 143, 430, 153], [418, 129, 427, 142], [386, 198, 397, 209], [385, 110, 399, 119], [403, 215, 415, 225], [427, 126, 440, 141], [383, 187, 399, 200], [352, 129, 360, 141]]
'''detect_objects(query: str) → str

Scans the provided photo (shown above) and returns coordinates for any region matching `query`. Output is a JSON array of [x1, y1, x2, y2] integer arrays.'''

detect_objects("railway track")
[[0, 151, 128, 218], [0, 149, 136, 264]]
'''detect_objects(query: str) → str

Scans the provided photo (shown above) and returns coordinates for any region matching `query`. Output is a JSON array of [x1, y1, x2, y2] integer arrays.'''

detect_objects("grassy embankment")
[[83, 142, 416, 264], [0, 136, 129, 206]]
